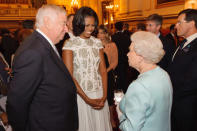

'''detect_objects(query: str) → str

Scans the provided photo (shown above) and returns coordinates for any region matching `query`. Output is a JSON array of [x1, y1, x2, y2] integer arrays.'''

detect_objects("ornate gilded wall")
[[1, 0, 196, 31]]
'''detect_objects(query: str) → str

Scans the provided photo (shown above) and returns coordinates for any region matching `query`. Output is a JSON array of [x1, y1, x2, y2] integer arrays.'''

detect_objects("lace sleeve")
[[62, 39, 75, 51]]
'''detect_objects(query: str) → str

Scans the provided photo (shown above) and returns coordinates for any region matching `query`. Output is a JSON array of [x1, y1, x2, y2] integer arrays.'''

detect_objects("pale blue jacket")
[[119, 66, 172, 131]]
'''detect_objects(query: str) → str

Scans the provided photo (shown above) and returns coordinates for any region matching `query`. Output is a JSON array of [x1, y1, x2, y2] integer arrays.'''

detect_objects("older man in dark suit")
[[6, 5, 78, 131], [168, 9, 197, 131]]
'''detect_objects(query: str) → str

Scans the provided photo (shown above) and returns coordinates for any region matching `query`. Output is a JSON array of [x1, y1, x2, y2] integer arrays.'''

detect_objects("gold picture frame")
[[156, 0, 184, 8]]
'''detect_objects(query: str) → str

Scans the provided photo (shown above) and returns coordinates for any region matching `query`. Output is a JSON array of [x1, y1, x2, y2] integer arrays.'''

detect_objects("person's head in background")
[[22, 20, 34, 29], [1, 28, 10, 36], [115, 22, 123, 32], [123, 23, 129, 31], [35, 4, 68, 44], [72, 6, 98, 39], [136, 23, 146, 31], [97, 24, 110, 43], [146, 14, 163, 35], [17, 29, 33, 44], [169, 24, 177, 35], [66, 14, 75, 33]]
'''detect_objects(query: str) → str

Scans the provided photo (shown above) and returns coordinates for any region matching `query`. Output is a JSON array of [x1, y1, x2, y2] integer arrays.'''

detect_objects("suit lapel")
[[49, 48, 73, 81], [173, 38, 197, 63], [35, 31, 73, 81]]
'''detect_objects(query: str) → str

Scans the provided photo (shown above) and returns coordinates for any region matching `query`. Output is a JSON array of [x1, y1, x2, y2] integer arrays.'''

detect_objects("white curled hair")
[[35, 4, 66, 29], [131, 31, 165, 64]]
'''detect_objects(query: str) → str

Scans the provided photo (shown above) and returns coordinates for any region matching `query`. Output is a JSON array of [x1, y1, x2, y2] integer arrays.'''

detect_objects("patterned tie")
[[179, 39, 187, 49], [172, 39, 187, 62]]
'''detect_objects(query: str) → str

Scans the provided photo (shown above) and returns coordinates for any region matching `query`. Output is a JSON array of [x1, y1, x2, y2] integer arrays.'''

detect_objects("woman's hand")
[[4, 67, 12, 76], [85, 98, 104, 109]]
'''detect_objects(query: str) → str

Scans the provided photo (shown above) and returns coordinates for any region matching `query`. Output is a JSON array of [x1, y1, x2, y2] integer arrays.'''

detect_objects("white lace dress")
[[63, 36, 112, 131]]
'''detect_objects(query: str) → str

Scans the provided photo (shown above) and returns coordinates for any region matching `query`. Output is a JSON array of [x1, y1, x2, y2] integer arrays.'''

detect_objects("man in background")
[[165, 24, 178, 48], [168, 9, 197, 131], [111, 22, 130, 93], [56, 14, 75, 56], [146, 14, 175, 70]]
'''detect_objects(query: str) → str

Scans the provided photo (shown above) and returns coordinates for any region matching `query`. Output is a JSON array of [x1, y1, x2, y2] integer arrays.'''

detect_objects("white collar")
[[183, 32, 197, 48], [157, 32, 161, 37], [36, 29, 60, 58]]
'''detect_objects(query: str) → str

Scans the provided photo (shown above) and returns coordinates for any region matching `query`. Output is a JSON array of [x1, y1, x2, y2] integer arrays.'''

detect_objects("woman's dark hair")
[[72, 6, 99, 36]]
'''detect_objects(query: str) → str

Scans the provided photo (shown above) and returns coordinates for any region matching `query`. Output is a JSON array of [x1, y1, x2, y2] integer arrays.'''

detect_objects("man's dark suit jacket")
[[7, 31, 78, 131], [165, 33, 177, 48], [158, 34, 176, 70], [168, 37, 197, 131], [56, 33, 70, 57], [0, 34, 19, 66], [111, 31, 130, 93]]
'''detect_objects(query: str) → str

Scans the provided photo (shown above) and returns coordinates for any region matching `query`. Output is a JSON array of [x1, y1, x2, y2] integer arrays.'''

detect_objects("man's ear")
[[43, 16, 51, 29], [190, 20, 195, 28], [156, 24, 161, 31]]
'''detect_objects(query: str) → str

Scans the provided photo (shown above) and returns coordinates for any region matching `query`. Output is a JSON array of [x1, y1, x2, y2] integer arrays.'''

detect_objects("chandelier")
[[71, 0, 79, 13]]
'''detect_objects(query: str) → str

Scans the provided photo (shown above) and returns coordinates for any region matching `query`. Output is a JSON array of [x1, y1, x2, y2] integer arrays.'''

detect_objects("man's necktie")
[[172, 39, 187, 62], [179, 39, 187, 49]]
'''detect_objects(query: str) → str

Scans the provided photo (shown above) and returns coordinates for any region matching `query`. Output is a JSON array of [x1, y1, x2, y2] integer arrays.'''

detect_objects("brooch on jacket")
[[182, 44, 191, 52]]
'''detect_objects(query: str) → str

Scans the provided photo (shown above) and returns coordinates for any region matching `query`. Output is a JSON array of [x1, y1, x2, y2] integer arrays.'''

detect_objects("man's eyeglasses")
[[176, 20, 189, 25]]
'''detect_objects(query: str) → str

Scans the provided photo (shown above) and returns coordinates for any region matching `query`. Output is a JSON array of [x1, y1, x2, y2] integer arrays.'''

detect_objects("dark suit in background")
[[165, 32, 177, 48], [111, 31, 130, 93], [158, 34, 176, 70], [0, 33, 18, 67], [56, 32, 70, 57]]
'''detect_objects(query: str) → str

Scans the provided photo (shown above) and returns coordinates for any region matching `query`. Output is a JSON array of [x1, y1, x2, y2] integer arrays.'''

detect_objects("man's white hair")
[[35, 4, 66, 29], [131, 31, 165, 64]]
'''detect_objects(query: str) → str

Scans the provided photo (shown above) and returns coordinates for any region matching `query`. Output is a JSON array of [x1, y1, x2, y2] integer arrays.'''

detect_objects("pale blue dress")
[[119, 66, 173, 131]]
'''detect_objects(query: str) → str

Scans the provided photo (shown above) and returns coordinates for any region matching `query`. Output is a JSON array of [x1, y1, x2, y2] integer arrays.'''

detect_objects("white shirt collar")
[[36, 29, 60, 58], [183, 32, 197, 48], [170, 32, 175, 37], [157, 32, 161, 37], [172, 32, 197, 61]]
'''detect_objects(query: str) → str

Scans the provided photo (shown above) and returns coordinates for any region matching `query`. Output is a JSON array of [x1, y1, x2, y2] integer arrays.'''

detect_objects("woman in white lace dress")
[[62, 7, 112, 131]]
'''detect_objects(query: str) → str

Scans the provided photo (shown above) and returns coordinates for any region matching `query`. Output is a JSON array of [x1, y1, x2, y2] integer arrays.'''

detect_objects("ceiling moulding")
[[155, 0, 184, 9], [115, 16, 145, 22], [117, 10, 142, 17], [0, 17, 35, 21], [115, 10, 143, 21], [115, 13, 178, 22], [162, 14, 178, 19]]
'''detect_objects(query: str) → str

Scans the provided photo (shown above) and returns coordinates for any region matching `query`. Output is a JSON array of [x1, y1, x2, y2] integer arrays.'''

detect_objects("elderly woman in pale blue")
[[119, 31, 173, 131]]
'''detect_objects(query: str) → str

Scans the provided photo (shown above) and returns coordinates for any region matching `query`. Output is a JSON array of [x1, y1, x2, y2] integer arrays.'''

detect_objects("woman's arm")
[[99, 49, 108, 103], [106, 42, 118, 72], [119, 82, 150, 131], [62, 50, 103, 108]]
